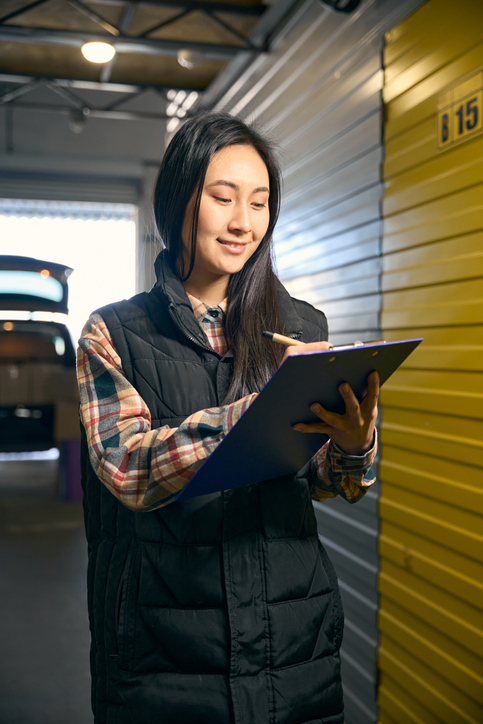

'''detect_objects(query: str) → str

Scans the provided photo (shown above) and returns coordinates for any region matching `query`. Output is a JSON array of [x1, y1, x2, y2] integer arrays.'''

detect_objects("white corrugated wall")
[[206, 1, 425, 721]]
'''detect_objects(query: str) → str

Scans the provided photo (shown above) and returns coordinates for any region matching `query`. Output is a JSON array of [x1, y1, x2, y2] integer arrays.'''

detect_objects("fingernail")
[[293, 424, 303, 431], [310, 403, 321, 413], [340, 383, 349, 392]]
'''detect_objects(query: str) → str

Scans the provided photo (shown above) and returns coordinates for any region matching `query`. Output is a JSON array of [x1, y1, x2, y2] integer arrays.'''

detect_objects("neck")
[[183, 273, 229, 306]]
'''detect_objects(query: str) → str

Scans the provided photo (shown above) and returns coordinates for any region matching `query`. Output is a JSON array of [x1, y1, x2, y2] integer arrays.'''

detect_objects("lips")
[[217, 239, 248, 253]]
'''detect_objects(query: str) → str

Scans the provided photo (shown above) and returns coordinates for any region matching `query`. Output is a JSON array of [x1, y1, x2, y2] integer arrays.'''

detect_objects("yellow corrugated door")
[[379, 0, 483, 722]]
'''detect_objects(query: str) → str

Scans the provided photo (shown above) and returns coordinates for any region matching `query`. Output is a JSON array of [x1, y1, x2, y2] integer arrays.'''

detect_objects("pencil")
[[262, 331, 306, 347]]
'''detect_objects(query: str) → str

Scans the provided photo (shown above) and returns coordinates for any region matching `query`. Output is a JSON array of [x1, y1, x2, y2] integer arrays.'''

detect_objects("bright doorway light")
[[0, 200, 137, 343], [81, 42, 116, 63]]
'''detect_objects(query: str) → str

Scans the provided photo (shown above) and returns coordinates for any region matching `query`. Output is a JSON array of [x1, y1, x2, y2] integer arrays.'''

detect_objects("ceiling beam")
[[0, 24, 259, 58], [100, 1, 137, 82], [0, 0, 50, 25], [199, 0, 298, 109], [4, 101, 168, 122], [202, 9, 255, 46], [40, 78, 87, 108], [140, 8, 192, 38], [0, 80, 42, 104], [0, 72, 200, 94], [67, 0, 121, 36], [91, 0, 266, 16]]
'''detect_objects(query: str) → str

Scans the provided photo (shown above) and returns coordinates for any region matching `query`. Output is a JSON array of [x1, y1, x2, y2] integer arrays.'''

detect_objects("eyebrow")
[[206, 179, 269, 194]]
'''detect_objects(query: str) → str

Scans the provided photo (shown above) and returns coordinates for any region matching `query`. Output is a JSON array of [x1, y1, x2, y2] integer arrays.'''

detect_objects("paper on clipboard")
[[175, 338, 423, 501]]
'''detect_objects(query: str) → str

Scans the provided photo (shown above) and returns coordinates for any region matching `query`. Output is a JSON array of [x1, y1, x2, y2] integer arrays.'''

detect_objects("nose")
[[228, 202, 251, 234]]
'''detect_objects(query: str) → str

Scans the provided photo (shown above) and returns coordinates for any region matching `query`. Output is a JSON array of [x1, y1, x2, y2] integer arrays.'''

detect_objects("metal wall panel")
[[209, 1, 424, 721], [380, 0, 483, 721], [0, 171, 140, 205]]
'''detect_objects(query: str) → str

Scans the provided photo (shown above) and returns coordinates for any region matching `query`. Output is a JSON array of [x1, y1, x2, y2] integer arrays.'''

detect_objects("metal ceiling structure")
[[0, 0, 294, 124]]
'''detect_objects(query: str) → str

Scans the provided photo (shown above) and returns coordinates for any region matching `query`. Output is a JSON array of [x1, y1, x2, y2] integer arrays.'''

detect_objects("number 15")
[[455, 96, 480, 136]]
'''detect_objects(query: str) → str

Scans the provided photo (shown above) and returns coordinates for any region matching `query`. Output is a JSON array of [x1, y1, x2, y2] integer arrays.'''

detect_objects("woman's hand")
[[285, 340, 379, 455], [280, 340, 333, 366]]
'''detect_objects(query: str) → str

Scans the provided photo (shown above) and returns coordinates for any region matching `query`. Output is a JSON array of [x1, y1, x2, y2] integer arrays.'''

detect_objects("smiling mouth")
[[217, 239, 248, 250]]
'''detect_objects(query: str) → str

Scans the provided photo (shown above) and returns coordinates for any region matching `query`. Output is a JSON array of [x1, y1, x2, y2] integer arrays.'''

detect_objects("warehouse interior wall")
[[379, 0, 483, 721], [205, 1, 424, 722]]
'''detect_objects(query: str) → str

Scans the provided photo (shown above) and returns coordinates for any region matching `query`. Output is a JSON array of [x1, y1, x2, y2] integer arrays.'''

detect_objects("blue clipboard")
[[175, 338, 423, 501]]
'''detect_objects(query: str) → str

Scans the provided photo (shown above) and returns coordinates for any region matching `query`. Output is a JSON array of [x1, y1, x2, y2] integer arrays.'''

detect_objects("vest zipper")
[[168, 298, 299, 353], [167, 302, 222, 357]]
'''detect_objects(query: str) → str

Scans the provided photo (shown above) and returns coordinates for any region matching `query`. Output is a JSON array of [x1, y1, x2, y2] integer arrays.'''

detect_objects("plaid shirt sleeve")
[[77, 313, 256, 511], [309, 431, 378, 505]]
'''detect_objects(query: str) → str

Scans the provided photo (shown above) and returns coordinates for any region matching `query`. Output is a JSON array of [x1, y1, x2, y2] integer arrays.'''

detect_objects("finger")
[[361, 371, 379, 411], [338, 383, 360, 416], [369, 370, 380, 395], [310, 403, 341, 427], [283, 340, 332, 360], [303, 341, 333, 353], [281, 345, 305, 365], [293, 422, 332, 434]]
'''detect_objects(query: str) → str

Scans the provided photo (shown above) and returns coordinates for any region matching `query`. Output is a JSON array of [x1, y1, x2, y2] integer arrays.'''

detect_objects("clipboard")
[[175, 338, 423, 501]]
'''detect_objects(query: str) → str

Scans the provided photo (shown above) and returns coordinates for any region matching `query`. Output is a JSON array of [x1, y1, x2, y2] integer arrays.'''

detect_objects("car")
[[0, 255, 78, 453]]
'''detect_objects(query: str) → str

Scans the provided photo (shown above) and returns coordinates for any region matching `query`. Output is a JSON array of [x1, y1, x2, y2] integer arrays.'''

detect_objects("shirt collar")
[[187, 293, 227, 322]]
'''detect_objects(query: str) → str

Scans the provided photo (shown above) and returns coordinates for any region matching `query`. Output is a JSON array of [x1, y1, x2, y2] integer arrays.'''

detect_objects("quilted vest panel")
[[81, 256, 344, 724]]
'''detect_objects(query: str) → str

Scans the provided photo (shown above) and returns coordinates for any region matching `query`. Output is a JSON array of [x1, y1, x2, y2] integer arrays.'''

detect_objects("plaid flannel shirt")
[[77, 294, 377, 511]]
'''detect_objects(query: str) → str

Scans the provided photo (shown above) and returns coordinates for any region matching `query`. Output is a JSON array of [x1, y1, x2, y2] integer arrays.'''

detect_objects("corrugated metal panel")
[[209, 1, 424, 721], [0, 170, 140, 205], [379, 0, 483, 721]]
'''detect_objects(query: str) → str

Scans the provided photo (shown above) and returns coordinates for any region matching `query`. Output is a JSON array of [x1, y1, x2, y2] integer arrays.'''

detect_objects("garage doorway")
[[0, 198, 137, 344]]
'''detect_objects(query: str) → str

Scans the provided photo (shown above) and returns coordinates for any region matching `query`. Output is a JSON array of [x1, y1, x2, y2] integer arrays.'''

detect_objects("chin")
[[222, 260, 248, 276]]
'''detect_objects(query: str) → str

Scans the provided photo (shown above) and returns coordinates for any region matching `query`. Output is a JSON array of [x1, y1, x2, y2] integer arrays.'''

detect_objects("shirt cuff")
[[311, 429, 378, 504], [222, 393, 257, 433], [315, 430, 378, 468]]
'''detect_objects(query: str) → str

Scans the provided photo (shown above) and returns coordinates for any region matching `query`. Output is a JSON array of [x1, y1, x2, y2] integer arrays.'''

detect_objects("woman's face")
[[182, 144, 270, 297]]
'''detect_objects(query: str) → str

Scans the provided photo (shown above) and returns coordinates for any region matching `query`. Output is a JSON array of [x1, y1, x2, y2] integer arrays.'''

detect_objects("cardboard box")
[[0, 364, 36, 405], [34, 364, 79, 404], [54, 399, 81, 441], [0, 363, 79, 406]]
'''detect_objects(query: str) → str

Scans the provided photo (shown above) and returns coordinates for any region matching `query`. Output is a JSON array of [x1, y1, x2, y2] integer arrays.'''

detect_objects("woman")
[[78, 113, 378, 724]]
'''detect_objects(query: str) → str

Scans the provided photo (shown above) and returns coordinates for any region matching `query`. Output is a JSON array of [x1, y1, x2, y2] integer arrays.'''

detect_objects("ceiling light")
[[166, 118, 181, 133], [174, 90, 187, 105], [177, 49, 203, 70], [183, 92, 199, 110], [68, 108, 90, 134], [81, 42, 116, 64], [166, 102, 177, 117]]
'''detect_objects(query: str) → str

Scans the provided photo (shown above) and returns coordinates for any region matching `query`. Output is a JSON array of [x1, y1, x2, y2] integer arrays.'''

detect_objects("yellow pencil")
[[263, 330, 386, 350], [262, 331, 306, 347]]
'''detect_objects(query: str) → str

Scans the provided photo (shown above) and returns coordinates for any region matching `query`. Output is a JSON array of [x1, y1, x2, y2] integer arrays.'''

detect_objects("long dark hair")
[[153, 112, 287, 403]]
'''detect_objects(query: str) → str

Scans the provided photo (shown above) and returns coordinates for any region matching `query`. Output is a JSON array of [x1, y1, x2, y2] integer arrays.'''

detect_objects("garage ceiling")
[[0, 0, 286, 123]]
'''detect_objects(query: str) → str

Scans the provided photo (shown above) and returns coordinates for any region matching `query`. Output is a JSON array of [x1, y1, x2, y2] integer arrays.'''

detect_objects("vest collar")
[[153, 250, 304, 342], [153, 250, 214, 351]]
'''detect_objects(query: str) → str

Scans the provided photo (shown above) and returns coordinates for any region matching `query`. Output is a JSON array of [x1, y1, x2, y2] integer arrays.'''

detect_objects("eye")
[[214, 196, 231, 204], [252, 202, 266, 209]]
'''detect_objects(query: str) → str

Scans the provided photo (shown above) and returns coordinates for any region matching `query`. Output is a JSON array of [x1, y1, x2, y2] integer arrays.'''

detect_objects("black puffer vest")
[[81, 253, 345, 724]]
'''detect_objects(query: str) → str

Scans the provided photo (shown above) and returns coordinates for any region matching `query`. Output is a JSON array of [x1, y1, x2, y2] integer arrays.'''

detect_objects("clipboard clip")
[[329, 340, 386, 351]]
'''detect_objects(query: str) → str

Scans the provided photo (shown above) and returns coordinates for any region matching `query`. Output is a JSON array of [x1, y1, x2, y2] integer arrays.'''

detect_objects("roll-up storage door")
[[0, 171, 140, 205], [379, 0, 483, 721]]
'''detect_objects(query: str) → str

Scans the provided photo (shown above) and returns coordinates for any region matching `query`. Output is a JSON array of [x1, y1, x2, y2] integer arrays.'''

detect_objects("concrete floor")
[[0, 458, 92, 724]]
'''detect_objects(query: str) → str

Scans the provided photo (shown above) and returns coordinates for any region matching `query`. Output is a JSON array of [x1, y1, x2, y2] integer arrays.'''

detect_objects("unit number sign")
[[437, 68, 482, 151]]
